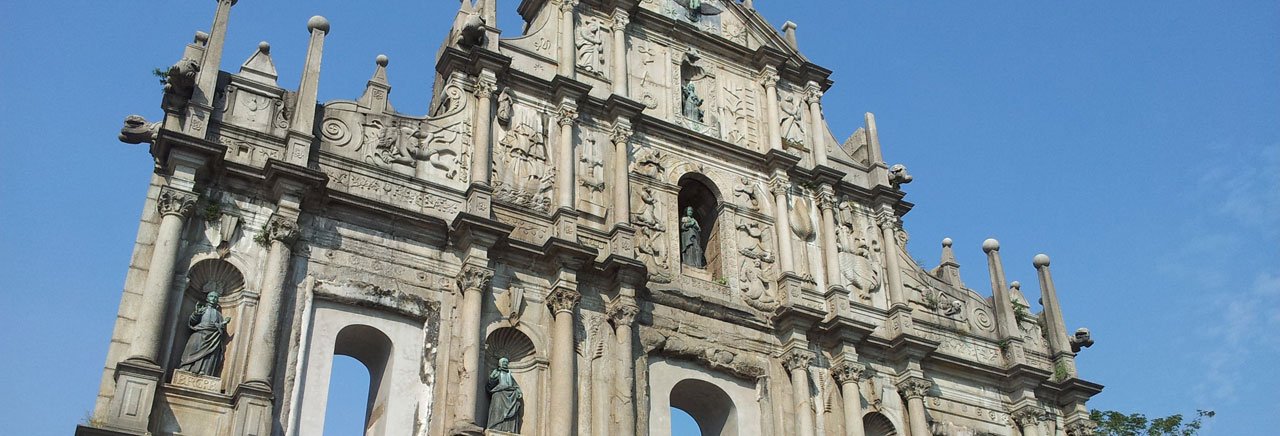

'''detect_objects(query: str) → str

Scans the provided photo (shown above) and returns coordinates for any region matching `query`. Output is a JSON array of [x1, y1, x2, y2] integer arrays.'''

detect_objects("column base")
[[449, 420, 485, 436], [231, 383, 274, 436], [103, 359, 164, 434]]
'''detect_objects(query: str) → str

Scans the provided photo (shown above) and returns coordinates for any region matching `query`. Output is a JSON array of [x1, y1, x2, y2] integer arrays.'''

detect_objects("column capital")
[[1065, 420, 1098, 436], [804, 83, 823, 104], [817, 185, 837, 211], [782, 349, 815, 372], [606, 299, 640, 326], [875, 210, 899, 228], [610, 122, 634, 145], [829, 360, 866, 385], [557, 104, 580, 127], [264, 214, 301, 244], [757, 66, 780, 88], [895, 376, 932, 400], [157, 186, 198, 218], [1012, 406, 1048, 426], [456, 264, 494, 295], [558, 0, 580, 13], [611, 8, 630, 31], [473, 75, 498, 100], [768, 172, 790, 196], [546, 287, 582, 314]]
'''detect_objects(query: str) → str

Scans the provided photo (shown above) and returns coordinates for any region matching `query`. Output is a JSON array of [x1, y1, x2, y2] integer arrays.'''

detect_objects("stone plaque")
[[171, 370, 222, 393]]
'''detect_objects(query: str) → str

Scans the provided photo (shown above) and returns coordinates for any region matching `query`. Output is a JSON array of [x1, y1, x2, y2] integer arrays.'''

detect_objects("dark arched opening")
[[863, 412, 898, 436], [677, 174, 723, 278], [670, 379, 737, 436]]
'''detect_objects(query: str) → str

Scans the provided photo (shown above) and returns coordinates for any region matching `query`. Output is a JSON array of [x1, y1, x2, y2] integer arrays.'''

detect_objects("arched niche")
[[863, 411, 900, 436], [167, 259, 245, 384], [294, 301, 428, 436], [676, 173, 726, 279], [481, 327, 545, 433]]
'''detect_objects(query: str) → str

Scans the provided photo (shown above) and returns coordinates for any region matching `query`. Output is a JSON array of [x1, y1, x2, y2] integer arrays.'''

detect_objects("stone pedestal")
[[103, 360, 164, 434], [232, 384, 274, 436]]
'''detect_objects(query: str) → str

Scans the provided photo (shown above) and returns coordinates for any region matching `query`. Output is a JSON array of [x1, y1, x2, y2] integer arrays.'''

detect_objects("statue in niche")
[[780, 95, 807, 147], [486, 357, 523, 432], [679, 207, 707, 268], [576, 19, 606, 76], [680, 50, 712, 123], [178, 290, 231, 377]]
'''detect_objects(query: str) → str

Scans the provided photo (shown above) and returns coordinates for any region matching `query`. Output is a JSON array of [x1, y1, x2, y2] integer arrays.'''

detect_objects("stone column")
[[818, 186, 841, 290], [896, 377, 932, 436], [610, 9, 629, 96], [783, 350, 816, 436], [547, 287, 582, 436], [769, 172, 795, 274], [607, 300, 640, 436], [806, 83, 827, 167], [454, 264, 494, 431], [471, 72, 498, 188], [878, 211, 906, 308], [760, 67, 783, 151], [611, 121, 634, 227], [1065, 420, 1098, 436], [242, 214, 301, 387], [1013, 407, 1047, 436], [128, 186, 198, 365], [559, 0, 578, 77], [556, 102, 579, 211], [830, 361, 866, 436]]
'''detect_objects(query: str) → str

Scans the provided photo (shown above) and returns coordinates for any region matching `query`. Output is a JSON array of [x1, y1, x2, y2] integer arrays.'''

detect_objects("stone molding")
[[895, 376, 932, 400], [546, 287, 581, 314], [829, 360, 866, 385], [455, 264, 494, 295], [157, 186, 198, 218], [781, 349, 814, 372]]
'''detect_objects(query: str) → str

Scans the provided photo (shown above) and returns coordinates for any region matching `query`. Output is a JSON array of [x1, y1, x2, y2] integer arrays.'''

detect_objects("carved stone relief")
[[576, 18, 607, 78], [629, 39, 668, 112], [837, 200, 884, 303], [493, 94, 554, 213], [719, 78, 759, 149], [578, 131, 608, 218], [634, 186, 674, 283]]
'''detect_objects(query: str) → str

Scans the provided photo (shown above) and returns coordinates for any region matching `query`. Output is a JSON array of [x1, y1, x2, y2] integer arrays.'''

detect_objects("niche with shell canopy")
[[482, 327, 545, 430], [167, 259, 247, 385]]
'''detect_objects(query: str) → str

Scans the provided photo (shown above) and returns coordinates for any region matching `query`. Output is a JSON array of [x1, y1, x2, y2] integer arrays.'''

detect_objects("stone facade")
[[80, 1, 1102, 435]]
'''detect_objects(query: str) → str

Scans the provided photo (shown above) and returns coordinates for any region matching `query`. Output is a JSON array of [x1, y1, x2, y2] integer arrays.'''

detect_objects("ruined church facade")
[[79, 1, 1102, 435]]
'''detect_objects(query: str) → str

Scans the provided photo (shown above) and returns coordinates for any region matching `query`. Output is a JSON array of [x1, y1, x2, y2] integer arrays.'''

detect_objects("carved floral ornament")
[[829, 360, 867, 385], [556, 105, 579, 127], [610, 123, 634, 145], [782, 349, 815, 372], [473, 77, 498, 100], [1012, 406, 1049, 426], [895, 377, 933, 400], [265, 215, 301, 244], [606, 300, 640, 326], [157, 186, 199, 218], [456, 264, 495, 295], [546, 287, 582, 314]]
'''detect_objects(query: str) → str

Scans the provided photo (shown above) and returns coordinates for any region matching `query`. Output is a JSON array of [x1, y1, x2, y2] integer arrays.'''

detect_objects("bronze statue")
[[487, 357, 523, 432], [177, 291, 230, 376], [680, 207, 706, 268]]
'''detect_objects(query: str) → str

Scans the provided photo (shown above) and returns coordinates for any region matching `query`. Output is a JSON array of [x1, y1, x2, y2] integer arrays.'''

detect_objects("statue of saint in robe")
[[680, 207, 707, 268], [178, 291, 230, 376], [487, 357, 523, 432]]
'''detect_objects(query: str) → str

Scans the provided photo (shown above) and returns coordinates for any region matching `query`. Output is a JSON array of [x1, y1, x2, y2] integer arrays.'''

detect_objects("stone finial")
[[194, 31, 210, 45], [1010, 280, 1021, 290], [982, 238, 1000, 253], [933, 237, 964, 287], [781, 21, 799, 49], [307, 15, 330, 34], [1033, 253, 1051, 268], [358, 54, 394, 114], [238, 41, 278, 85]]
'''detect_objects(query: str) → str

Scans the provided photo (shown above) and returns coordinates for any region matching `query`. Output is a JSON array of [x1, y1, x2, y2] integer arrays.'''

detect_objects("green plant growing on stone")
[[996, 339, 1011, 352], [253, 223, 270, 247], [714, 276, 728, 286], [1054, 360, 1070, 381], [152, 67, 169, 86], [202, 201, 223, 223]]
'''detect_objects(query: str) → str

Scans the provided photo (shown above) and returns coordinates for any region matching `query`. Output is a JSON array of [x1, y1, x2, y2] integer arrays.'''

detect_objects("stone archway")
[[647, 357, 761, 436], [670, 378, 737, 436]]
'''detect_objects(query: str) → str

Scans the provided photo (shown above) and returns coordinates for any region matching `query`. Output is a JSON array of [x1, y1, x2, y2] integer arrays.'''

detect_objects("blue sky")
[[0, 1, 1276, 435]]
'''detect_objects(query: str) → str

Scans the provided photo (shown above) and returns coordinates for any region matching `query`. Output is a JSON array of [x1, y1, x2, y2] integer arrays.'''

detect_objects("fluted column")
[[559, 0, 578, 77], [818, 186, 841, 290], [760, 67, 782, 151], [830, 361, 867, 436], [471, 73, 498, 188], [1013, 407, 1047, 436], [896, 377, 932, 436], [611, 121, 633, 227], [783, 350, 816, 436], [556, 102, 579, 210], [769, 172, 795, 273], [878, 211, 906, 307], [243, 214, 300, 387], [806, 82, 827, 166], [128, 186, 198, 365], [547, 287, 582, 436], [454, 264, 494, 429], [607, 300, 640, 436], [610, 9, 629, 96]]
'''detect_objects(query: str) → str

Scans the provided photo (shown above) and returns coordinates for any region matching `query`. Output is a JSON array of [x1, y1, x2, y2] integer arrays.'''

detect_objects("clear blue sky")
[[1, 1, 1276, 435]]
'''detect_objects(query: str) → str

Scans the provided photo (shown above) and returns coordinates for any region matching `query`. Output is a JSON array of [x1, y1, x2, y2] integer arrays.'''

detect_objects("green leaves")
[[1090, 409, 1215, 436]]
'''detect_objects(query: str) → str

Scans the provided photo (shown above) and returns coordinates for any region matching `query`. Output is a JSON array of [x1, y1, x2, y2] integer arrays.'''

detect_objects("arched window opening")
[[670, 407, 701, 436], [323, 355, 371, 436], [670, 379, 737, 436], [328, 324, 394, 435], [677, 175, 723, 279], [863, 412, 899, 436]]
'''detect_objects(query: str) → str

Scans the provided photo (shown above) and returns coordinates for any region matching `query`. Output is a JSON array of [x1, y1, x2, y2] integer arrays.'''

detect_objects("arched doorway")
[[670, 379, 737, 436], [330, 324, 394, 435]]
